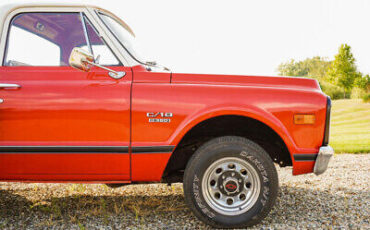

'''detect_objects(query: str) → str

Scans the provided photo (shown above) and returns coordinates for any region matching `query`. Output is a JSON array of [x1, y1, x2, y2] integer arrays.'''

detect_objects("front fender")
[[168, 104, 297, 155]]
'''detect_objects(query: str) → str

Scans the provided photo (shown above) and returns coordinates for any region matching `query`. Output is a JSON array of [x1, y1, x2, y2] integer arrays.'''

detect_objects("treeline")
[[277, 44, 370, 102]]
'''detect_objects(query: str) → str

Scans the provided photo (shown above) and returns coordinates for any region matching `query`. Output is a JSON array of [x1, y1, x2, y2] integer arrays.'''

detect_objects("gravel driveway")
[[0, 154, 369, 229]]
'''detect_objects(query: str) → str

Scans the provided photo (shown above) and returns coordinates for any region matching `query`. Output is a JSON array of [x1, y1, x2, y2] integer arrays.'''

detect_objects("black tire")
[[183, 136, 278, 229]]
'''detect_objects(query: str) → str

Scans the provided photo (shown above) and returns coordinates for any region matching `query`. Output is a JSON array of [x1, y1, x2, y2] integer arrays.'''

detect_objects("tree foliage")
[[354, 74, 370, 90], [277, 56, 331, 80], [326, 44, 362, 96], [277, 44, 368, 101]]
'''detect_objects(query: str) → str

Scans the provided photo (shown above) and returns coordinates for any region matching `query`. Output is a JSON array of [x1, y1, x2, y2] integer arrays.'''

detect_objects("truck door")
[[0, 12, 131, 181]]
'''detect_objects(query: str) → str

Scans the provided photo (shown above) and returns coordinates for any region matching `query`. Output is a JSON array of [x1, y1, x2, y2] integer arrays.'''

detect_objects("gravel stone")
[[0, 154, 369, 229]]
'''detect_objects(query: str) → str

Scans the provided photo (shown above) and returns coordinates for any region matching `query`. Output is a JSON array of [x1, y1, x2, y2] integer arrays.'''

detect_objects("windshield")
[[98, 12, 147, 64]]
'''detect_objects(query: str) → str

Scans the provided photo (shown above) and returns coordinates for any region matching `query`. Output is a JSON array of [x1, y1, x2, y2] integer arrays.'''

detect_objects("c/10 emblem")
[[146, 112, 172, 123]]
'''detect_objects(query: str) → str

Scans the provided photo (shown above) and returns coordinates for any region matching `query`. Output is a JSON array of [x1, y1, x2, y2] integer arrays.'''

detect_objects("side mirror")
[[69, 47, 94, 72], [69, 47, 125, 79]]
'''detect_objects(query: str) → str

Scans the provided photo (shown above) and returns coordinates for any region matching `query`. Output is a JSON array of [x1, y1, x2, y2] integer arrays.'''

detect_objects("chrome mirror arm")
[[69, 47, 125, 80], [85, 60, 126, 79]]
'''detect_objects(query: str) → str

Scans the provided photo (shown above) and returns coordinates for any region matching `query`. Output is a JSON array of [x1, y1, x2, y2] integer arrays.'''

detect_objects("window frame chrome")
[[80, 12, 94, 57], [85, 7, 139, 67], [96, 10, 145, 66]]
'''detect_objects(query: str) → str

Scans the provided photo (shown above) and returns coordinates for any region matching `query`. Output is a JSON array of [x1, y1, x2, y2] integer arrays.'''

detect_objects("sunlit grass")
[[330, 99, 370, 153]]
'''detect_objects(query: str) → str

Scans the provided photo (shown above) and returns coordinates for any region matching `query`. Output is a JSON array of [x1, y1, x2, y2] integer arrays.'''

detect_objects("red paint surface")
[[292, 161, 316, 175], [0, 153, 130, 181], [131, 153, 172, 181], [0, 66, 131, 181], [0, 65, 328, 183]]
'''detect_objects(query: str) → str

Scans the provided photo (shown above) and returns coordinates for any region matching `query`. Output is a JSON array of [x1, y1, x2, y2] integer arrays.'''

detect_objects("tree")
[[277, 59, 309, 77], [277, 56, 331, 80], [326, 44, 361, 97], [355, 74, 370, 91]]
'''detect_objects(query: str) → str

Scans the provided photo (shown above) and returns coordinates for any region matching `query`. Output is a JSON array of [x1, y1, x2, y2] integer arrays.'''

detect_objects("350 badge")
[[146, 112, 173, 123]]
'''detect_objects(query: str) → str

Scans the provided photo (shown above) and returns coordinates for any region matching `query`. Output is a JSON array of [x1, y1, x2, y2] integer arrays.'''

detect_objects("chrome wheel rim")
[[201, 157, 261, 215]]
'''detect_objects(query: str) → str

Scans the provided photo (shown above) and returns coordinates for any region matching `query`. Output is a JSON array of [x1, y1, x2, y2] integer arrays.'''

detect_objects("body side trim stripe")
[[0, 146, 175, 154], [293, 153, 318, 161], [0, 146, 129, 153], [131, 146, 175, 153]]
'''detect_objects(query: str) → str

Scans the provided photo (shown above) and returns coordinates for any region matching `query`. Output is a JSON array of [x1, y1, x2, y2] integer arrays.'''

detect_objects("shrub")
[[351, 87, 367, 99], [320, 81, 346, 99], [363, 93, 370, 103]]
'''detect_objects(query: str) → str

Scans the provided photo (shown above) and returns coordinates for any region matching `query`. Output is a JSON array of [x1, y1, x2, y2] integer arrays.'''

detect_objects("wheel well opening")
[[162, 115, 292, 183]]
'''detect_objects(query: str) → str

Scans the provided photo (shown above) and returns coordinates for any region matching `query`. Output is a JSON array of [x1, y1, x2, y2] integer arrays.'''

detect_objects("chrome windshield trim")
[[80, 12, 93, 56]]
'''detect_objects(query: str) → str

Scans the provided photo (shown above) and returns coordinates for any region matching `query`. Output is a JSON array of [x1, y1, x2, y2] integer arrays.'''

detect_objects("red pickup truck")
[[0, 3, 333, 228]]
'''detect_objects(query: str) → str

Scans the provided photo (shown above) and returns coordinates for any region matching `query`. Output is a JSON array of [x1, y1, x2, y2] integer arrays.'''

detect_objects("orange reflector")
[[294, 114, 315, 124]]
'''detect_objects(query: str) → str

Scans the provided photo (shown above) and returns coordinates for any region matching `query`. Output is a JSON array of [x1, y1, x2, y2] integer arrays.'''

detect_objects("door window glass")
[[4, 12, 120, 66], [6, 26, 61, 66], [82, 17, 120, 66]]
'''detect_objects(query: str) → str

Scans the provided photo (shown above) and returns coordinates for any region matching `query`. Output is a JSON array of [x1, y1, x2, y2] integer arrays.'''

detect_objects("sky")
[[5, 0, 370, 76]]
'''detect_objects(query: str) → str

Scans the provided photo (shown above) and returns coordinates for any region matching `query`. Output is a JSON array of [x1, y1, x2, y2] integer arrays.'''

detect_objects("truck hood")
[[171, 73, 321, 91]]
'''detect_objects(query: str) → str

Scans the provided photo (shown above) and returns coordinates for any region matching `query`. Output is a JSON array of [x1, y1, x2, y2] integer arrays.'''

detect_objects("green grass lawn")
[[330, 99, 370, 153]]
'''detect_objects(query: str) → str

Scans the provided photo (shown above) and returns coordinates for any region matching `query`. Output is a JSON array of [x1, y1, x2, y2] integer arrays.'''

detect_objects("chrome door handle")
[[0, 83, 21, 89], [0, 84, 20, 104]]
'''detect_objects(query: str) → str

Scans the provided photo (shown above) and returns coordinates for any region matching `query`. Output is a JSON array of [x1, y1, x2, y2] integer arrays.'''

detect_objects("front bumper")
[[313, 146, 334, 175]]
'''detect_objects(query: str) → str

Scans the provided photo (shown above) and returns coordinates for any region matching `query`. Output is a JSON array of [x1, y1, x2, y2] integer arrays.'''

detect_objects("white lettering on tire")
[[193, 175, 215, 218], [240, 151, 270, 207]]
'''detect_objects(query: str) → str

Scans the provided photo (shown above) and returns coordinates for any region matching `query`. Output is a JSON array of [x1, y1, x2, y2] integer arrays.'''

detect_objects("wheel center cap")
[[218, 171, 243, 196], [223, 178, 240, 195], [225, 180, 238, 193]]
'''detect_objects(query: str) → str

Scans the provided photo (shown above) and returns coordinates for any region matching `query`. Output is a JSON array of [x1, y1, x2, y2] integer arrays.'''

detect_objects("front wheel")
[[183, 136, 278, 228]]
